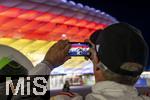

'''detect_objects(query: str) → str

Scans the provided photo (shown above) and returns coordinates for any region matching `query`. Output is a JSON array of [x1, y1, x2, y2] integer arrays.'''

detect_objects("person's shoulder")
[[85, 93, 105, 100], [29, 62, 51, 75], [50, 93, 83, 100], [140, 95, 150, 100]]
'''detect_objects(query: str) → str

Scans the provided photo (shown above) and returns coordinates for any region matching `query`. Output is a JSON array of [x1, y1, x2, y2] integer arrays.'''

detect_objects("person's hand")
[[89, 48, 99, 65], [43, 40, 71, 70], [85, 39, 99, 66]]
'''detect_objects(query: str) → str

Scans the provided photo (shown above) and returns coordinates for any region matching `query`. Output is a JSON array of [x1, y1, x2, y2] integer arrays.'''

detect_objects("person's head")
[[90, 22, 149, 85], [0, 45, 33, 82]]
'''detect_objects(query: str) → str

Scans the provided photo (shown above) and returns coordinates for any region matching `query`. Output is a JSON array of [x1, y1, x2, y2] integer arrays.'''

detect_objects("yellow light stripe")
[[0, 38, 87, 68], [0, 38, 17, 45], [9, 39, 32, 50]]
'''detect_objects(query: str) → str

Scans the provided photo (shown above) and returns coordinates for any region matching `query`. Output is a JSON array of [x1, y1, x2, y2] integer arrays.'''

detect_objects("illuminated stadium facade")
[[0, 0, 118, 75]]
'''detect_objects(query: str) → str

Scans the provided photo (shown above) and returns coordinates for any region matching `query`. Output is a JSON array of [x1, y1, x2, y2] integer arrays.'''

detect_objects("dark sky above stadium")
[[72, 0, 150, 65]]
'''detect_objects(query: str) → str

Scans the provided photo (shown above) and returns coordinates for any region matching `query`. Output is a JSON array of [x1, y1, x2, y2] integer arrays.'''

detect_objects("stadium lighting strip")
[[0, 5, 107, 41]]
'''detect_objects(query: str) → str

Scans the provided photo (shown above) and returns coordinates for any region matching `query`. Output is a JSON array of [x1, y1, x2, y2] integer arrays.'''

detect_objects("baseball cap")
[[90, 23, 149, 77]]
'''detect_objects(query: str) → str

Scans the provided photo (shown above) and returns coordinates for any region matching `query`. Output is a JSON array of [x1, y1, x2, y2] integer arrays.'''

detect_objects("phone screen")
[[68, 42, 91, 56]]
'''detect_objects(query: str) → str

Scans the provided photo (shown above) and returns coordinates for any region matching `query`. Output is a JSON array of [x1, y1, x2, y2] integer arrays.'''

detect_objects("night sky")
[[72, 0, 150, 66]]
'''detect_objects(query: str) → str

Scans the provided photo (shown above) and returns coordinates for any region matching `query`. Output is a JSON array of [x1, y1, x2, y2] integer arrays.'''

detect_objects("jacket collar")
[[92, 81, 138, 97]]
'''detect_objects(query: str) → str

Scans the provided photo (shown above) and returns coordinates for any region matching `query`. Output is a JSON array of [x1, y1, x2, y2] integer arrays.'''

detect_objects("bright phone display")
[[68, 42, 91, 56]]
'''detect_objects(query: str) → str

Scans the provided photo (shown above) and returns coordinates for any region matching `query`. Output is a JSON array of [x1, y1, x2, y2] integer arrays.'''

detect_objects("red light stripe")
[[0, 5, 107, 41], [0, 5, 106, 29]]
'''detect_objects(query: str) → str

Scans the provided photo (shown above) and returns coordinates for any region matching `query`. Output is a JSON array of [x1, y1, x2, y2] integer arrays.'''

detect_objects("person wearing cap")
[[0, 44, 32, 100], [13, 23, 149, 100], [85, 23, 150, 100]]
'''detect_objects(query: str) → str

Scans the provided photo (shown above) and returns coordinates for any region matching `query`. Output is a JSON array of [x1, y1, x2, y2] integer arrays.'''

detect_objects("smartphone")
[[68, 42, 91, 56]]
